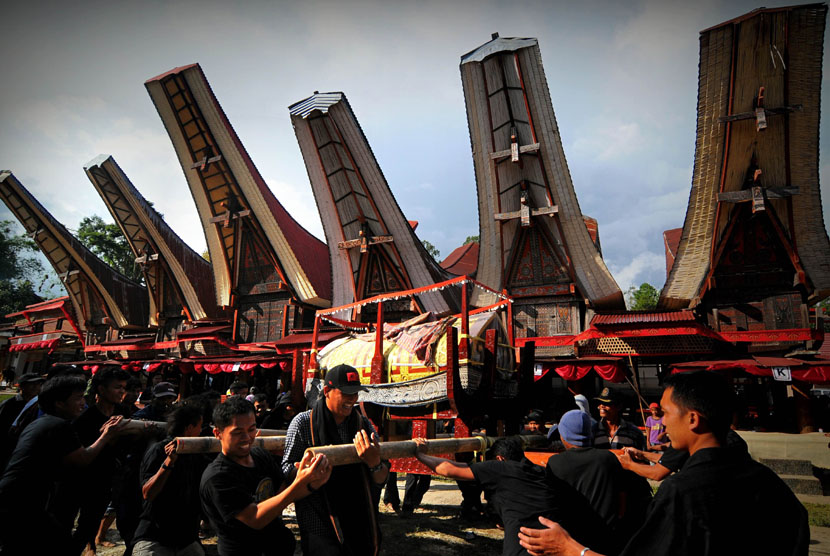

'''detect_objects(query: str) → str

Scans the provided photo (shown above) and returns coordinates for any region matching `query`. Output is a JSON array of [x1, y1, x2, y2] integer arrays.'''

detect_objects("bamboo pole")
[[305, 434, 549, 467], [120, 420, 285, 437], [175, 435, 286, 454]]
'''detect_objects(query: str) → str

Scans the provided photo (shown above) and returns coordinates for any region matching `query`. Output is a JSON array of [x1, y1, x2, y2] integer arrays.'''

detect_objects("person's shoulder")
[[289, 410, 311, 429], [201, 453, 229, 486]]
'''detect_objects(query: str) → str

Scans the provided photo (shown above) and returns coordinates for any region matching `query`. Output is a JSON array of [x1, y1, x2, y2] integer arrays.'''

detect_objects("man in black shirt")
[[200, 397, 331, 556], [0, 372, 44, 468], [414, 436, 609, 556], [546, 410, 625, 540], [518, 371, 809, 556], [133, 404, 209, 556], [0, 374, 124, 555]]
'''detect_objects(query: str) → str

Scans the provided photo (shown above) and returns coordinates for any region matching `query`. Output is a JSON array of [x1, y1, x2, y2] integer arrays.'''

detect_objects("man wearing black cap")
[[592, 387, 645, 451], [282, 364, 388, 555]]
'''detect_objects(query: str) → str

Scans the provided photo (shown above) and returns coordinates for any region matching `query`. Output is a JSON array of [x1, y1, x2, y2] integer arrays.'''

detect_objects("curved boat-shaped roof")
[[460, 35, 624, 310], [660, 4, 830, 308], [290, 91, 455, 314], [145, 64, 331, 308], [0, 171, 148, 331], [84, 155, 219, 323]]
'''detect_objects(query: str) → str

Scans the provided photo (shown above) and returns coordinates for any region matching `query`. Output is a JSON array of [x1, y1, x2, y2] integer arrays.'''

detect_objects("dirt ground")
[[94, 477, 503, 556]]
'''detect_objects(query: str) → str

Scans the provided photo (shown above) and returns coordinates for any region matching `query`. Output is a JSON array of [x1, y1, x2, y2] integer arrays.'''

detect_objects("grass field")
[[0, 393, 13, 404]]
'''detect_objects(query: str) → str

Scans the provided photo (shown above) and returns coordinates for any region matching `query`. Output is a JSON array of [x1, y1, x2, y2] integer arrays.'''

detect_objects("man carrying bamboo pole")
[[133, 404, 208, 556], [200, 397, 331, 556], [0, 374, 124, 556], [282, 364, 389, 556], [413, 436, 610, 556]]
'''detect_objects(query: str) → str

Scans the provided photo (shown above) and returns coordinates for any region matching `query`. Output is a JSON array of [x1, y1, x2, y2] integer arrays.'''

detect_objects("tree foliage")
[[0, 221, 45, 320], [76, 216, 142, 282], [422, 240, 440, 259], [626, 282, 659, 310], [464, 235, 479, 245]]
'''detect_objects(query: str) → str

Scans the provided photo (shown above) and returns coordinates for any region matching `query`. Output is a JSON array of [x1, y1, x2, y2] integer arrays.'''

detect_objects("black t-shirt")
[[134, 438, 210, 548], [620, 448, 809, 555], [200, 447, 295, 556], [546, 447, 623, 527], [0, 414, 81, 513], [471, 458, 608, 556]]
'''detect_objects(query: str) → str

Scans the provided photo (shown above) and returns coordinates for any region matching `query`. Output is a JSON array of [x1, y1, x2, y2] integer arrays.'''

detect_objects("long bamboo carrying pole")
[[122, 420, 285, 436], [175, 435, 287, 454], [305, 434, 549, 466]]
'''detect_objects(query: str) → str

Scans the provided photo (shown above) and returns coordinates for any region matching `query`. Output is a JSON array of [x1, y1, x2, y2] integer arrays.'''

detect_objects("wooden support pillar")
[[370, 302, 385, 384], [459, 281, 469, 364], [291, 347, 304, 409]]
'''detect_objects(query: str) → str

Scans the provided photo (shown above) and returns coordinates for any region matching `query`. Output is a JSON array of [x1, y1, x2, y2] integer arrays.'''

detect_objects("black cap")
[[18, 373, 45, 384], [324, 364, 368, 395], [594, 387, 622, 405], [152, 382, 177, 399]]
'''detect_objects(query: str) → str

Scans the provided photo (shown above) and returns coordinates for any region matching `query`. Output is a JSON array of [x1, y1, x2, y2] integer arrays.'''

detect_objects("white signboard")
[[772, 367, 792, 382]]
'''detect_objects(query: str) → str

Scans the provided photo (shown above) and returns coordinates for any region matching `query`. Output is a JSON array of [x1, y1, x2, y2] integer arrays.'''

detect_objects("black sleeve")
[[140, 440, 167, 485]]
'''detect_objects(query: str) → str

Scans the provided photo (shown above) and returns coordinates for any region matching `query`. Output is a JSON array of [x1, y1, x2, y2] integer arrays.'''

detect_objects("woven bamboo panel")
[[578, 335, 714, 356]]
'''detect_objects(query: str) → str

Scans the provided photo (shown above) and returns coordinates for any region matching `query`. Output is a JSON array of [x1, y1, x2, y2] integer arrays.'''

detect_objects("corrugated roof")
[[592, 310, 697, 326], [461, 36, 538, 64], [441, 242, 479, 276], [288, 92, 344, 119]]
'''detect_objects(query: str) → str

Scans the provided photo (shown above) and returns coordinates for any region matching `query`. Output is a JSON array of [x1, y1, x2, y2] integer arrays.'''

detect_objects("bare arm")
[[142, 440, 178, 501], [413, 438, 475, 481], [616, 449, 671, 481], [234, 452, 331, 530], [519, 516, 605, 556], [63, 416, 123, 467]]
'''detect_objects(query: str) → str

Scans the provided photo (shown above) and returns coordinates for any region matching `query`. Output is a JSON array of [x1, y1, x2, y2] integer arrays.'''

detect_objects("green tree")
[[0, 220, 45, 320], [422, 240, 440, 259], [464, 235, 479, 245], [76, 216, 142, 282], [626, 282, 659, 310]]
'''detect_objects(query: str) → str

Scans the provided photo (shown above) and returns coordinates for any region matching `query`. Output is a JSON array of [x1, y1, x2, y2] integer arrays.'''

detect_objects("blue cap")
[[558, 409, 593, 447]]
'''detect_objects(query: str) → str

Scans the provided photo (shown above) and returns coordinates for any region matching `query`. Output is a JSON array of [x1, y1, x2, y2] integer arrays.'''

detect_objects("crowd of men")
[[0, 363, 812, 556]]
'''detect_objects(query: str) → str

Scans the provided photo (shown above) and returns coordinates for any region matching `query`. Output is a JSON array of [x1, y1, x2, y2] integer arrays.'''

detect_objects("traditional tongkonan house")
[[459, 34, 628, 407], [145, 64, 334, 397], [290, 92, 457, 322], [83, 154, 238, 388], [290, 92, 521, 444], [657, 4, 830, 432], [0, 171, 149, 376]]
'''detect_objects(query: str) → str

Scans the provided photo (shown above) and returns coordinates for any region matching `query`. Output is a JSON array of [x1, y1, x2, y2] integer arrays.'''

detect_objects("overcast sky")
[[2, 0, 828, 299]]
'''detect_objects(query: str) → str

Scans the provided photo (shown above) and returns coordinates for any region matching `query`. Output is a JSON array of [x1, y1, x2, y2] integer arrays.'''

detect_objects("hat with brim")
[[325, 364, 368, 395], [649, 402, 660, 410], [18, 373, 46, 384], [594, 387, 621, 405]]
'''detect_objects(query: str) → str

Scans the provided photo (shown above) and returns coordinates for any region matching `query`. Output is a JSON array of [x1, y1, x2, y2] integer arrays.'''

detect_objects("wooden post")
[[291, 347, 304, 409], [305, 435, 548, 466], [370, 301, 385, 384], [504, 289, 515, 347]]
